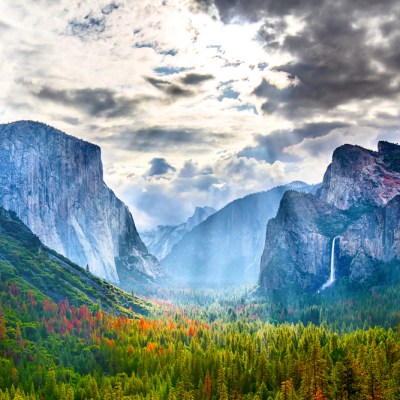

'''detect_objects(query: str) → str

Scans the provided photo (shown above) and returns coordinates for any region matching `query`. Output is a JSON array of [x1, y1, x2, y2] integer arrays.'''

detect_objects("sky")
[[1, 0, 400, 230]]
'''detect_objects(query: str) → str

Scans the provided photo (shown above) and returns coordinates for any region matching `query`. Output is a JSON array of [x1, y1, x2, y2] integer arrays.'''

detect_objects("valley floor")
[[0, 278, 399, 400]]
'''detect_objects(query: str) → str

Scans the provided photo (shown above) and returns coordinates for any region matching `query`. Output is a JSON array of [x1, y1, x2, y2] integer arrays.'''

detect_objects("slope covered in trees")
[[0, 207, 151, 317]]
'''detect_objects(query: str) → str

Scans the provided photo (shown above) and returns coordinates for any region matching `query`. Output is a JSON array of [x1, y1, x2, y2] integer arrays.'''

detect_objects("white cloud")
[[112, 153, 286, 229]]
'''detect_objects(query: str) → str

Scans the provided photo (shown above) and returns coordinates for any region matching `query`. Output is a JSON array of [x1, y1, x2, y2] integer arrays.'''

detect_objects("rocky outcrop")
[[318, 142, 400, 209], [259, 191, 342, 295], [259, 141, 400, 297], [162, 181, 318, 286], [338, 195, 400, 282], [141, 206, 215, 261], [0, 121, 163, 287]]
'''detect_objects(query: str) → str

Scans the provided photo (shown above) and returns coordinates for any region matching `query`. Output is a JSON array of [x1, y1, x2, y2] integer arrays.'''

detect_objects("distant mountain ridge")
[[259, 141, 400, 299], [0, 121, 165, 289], [142, 206, 216, 260], [162, 181, 319, 286]]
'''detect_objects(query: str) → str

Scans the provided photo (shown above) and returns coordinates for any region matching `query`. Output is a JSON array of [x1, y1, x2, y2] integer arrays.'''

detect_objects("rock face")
[[259, 191, 341, 295], [259, 141, 400, 298], [141, 206, 216, 261], [0, 121, 162, 286], [318, 142, 400, 209], [162, 182, 318, 286]]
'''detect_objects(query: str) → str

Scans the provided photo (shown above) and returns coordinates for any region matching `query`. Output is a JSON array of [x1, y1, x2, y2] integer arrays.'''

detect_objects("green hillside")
[[0, 208, 152, 317]]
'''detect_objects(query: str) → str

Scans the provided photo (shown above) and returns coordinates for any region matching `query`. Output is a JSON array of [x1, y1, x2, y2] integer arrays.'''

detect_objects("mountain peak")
[[141, 205, 216, 261], [1, 120, 99, 149], [318, 141, 400, 209], [186, 206, 216, 231], [378, 140, 400, 154]]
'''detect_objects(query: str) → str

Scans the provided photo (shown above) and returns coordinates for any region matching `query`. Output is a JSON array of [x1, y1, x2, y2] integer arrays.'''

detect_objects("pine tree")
[[44, 370, 57, 400], [336, 355, 359, 399], [280, 380, 296, 400], [203, 370, 212, 400], [217, 368, 229, 400], [0, 301, 6, 341], [66, 387, 74, 400]]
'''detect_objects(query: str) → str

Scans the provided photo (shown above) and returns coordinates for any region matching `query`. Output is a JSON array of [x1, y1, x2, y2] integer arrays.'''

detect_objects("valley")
[[0, 122, 399, 400], [2, 0, 400, 398]]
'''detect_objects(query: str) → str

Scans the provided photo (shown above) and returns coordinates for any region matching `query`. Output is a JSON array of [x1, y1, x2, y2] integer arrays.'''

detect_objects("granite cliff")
[[0, 121, 163, 287], [259, 141, 400, 298]]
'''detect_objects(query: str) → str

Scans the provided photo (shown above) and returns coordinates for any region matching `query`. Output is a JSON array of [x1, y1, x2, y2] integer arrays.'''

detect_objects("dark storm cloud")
[[148, 158, 176, 176], [193, 0, 398, 22], [180, 73, 214, 85], [62, 116, 80, 126], [34, 86, 143, 118], [262, 3, 400, 117], [146, 77, 194, 98], [256, 20, 287, 49], [95, 127, 226, 152], [193, 0, 400, 118], [238, 122, 348, 162]]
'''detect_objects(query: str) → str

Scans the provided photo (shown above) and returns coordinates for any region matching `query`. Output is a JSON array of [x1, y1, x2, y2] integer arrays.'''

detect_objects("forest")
[[1, 273, 400, 400]]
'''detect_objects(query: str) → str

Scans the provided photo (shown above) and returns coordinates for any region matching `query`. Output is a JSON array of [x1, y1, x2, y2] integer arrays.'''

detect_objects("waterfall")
[[320, 236, 338, 291]]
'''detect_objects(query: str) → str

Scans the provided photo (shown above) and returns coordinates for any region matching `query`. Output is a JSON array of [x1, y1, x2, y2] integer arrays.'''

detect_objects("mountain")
[[318, 141, 400, 209], [141, 206, 216, 260], [259, 141, 400, 300], [0, 121, 164, 289], [0, 207, 151, 316], [162, 181, 318, 286]]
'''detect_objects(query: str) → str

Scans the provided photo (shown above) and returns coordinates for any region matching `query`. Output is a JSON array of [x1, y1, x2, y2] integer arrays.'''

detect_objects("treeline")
[[143, 282, 400, 332], [1, 276, 400, 399]]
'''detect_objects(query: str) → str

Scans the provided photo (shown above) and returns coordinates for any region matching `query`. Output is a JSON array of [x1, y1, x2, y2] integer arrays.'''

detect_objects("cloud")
[[154, 66, 190, 76], [194, 0, 400, 118], [121, 153, 286, 229], [178, 160, 198, 178], [101, 3, 119, 15], [193, 0, 398, 22], [33, 86, 143, 118], [100, 127, 196, 151], [147, 157, 176, 177], [0, 21, 10, 31], [67, 15, 106, 38], [178, 160, 214, 178], [146, 77, 194, 98], [238, 122, 348, 162], [285, 125, 381, 161], [66, 2, 120, 40], [95, 126, 227, 153], [180, 73, 214, 85], [264, 10, 400, 117]]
